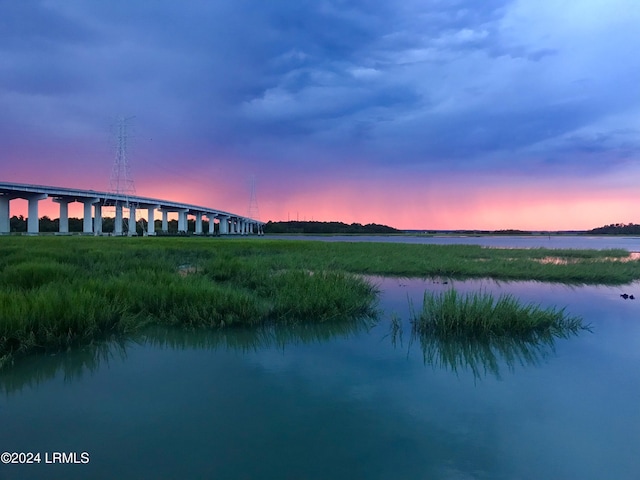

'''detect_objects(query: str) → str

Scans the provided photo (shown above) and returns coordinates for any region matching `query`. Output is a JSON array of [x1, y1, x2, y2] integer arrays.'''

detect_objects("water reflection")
[[0, 339, 130, 395], [394, 321, 589, 380], [0, 318, 375, 395], [140, 318, 374, 352]]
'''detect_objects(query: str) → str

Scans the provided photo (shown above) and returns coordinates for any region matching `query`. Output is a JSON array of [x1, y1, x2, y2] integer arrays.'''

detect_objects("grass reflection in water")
[[0, 318, 375, 395], [391, 289, 589, 380]]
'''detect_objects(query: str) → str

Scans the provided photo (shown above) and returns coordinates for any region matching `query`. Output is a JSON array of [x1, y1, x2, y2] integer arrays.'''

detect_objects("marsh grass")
[[410, 289, 584, 338], [404, 289, 588, 379], [0, 237, 379, 367], [0, 236, 628, 367]]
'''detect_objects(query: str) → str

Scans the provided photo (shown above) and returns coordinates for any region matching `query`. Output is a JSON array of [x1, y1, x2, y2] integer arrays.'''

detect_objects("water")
[[1, 277, 639, 479], [267, 234, 640, 251]]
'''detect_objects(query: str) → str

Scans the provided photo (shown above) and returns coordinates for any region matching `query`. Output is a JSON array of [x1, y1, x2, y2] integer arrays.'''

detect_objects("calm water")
[[1, 276, 639, 479], [268, 234, 640, 251]]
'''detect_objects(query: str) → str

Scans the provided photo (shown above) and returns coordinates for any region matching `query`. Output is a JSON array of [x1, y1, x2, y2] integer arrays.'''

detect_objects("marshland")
[[1, 235, 639, 479], [1, 236, 638, 366]]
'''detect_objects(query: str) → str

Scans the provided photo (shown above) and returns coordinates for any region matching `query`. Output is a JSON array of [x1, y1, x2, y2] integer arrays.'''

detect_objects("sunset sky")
[[2, 0, 639, 230]]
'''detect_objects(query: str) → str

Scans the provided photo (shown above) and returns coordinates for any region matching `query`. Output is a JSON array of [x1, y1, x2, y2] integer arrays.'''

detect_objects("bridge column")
[[0, 196, 9, 234], [195, 212, 203, 235], [115, 203, 123, 235], [162, 210, 168, 233], [219, 215, 228, 234], [94, 204, 103, 235], [83, 198, 99, 234], [128, 205, 137, 235], [27, 194, 47, 234], [54, 198, 70, 233], [147, 207, 157, 235], [249, 223, 254, 234], [177, 209, 188, 233], [208, 215, 215, 235]]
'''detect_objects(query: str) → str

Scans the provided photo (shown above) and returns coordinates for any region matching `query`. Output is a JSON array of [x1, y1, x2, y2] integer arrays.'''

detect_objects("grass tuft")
[[410, 289, 584, 338]]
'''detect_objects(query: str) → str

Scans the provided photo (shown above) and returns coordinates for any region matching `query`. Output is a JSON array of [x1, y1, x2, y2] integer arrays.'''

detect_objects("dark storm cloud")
[[1, 0, 639, 174]]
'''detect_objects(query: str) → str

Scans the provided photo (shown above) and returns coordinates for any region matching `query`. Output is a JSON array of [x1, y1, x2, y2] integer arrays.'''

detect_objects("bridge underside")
[[0, 183, 264, 236]]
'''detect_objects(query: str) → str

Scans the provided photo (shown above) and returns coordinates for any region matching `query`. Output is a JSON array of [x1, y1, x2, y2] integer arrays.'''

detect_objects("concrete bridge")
[[0, 182, 265, 236]]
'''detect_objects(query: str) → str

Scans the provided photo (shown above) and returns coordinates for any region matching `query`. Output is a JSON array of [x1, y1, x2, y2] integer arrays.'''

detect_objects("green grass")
[[406, 289, 589, 379], [410, 289, 584, 338], [0, 237, 382, 367], [0, 235, 632, 367]]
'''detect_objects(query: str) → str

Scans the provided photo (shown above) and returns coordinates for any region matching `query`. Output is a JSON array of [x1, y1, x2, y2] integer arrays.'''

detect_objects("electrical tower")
[[247, 175, 260, 221], [109, 115, 136, 204]]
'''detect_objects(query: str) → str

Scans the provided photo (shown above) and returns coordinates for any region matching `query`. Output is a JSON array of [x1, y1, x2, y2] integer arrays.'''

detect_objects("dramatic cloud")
[[1, 0, 639, 228]]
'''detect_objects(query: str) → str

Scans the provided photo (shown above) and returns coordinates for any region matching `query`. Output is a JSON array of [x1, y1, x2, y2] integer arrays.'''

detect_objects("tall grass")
[[405, 289, 588, 379], [0, 236, 625, 367], [410, 289, 584, 338], [0, 237, 380, 367]]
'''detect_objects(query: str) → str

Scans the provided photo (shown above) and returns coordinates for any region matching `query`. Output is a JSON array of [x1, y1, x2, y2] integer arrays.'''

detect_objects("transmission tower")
[[109, 115, 136, 204], [247, 175, 260, 220]]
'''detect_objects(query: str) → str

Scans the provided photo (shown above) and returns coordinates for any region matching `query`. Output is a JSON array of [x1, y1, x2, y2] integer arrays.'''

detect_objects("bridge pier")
[[94, 204, 103, 235], [54, 198, 70, 233], [128, 205, 137, 235], [146, 207, 157, 235], [177, 209, 188, 233], [162, 210, 168, 233], [27, 194, 48, 234], [195, 212, 203, 235], [0, 196, 9, 234], [83, 198, 99, 234], [115, 204, 123, 235], [218, 215, 228, 234], [208, 215, 216, 235]]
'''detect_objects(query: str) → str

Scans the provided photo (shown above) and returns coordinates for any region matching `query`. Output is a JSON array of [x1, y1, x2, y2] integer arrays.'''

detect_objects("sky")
[[1, 0, 639, 230]]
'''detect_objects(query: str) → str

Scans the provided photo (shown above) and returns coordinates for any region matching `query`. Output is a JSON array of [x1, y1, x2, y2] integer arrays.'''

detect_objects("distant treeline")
[[418, 229, 533, 235], [7, 215, 214, 235], [264, 221, 399, 234], [587, 223, 640, 235]]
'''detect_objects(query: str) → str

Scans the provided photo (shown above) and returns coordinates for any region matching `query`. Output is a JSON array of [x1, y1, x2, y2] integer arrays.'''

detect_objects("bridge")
[[0, 182, 265, 236]]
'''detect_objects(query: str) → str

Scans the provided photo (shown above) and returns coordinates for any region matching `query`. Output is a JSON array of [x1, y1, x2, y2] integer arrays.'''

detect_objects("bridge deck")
[[0, 182, 263, 235]]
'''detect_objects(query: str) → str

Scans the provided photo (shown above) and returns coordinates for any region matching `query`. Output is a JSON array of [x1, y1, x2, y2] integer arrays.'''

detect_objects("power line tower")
[[108, 115, 137, 235], [109, 115, 136, 203], [247, 175, 260, 220]]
